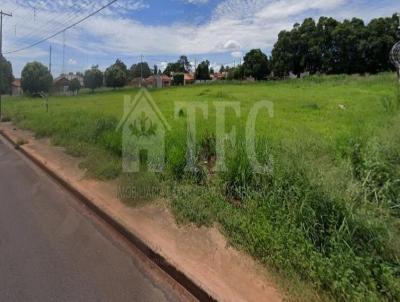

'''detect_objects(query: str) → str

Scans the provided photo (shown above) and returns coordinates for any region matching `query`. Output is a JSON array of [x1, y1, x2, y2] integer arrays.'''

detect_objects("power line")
[[8, 3, 104, 50], [4, 0, 118, 55]]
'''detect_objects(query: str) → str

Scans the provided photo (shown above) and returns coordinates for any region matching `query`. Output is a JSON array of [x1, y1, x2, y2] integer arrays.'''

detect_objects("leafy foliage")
[[195, 60, 211, 81], [163, 55, 191, 76], [243, 49, 270, 80], [68, 78, 81, 95], [21, 61, 53, 95], [130, 62, 152, 79], [272, 14, 399, 77], [105, 60, 128, 88], [172, 73, 184, 86], [84, 65, 103, 92], [0, 55, 13, 95]]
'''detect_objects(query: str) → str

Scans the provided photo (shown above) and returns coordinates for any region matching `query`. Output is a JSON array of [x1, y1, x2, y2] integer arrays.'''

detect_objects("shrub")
[[172, 73, 184, 86]]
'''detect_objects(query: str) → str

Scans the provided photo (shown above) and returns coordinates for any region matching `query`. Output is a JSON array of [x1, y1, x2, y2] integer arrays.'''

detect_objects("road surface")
[[0, 137, 181, 302]]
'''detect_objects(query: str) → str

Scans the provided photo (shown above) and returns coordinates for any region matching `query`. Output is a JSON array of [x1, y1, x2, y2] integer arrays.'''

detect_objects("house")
[[144, 74, 171, 88], [184, 73, 195, 85], [211, 72, 227, 81], [129, 77, 142, 88], [11, 79, 23, 96], [52, 76, 71, 95], [65, 72, 84, 86]]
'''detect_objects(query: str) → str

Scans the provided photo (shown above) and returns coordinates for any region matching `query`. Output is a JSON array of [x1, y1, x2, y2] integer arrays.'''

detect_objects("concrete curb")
[[0, 129, 217, 302]]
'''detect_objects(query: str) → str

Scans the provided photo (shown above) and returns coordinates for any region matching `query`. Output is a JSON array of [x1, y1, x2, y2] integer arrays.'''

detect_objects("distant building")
[[130, 75, 172, 88], [11, 79, 23, 96], [144, 74, 171, 88], [211, 72, 227, 81], [65, 73, 84, 86], [52, 76, 71, 96], [129, 77, 142, 88], [184, 73, 195, 85]]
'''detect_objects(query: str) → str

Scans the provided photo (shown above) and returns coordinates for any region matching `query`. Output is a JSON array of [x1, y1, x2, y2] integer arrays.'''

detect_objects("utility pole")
[[49, 45, 52, 74], [0, 10, 13, 56], [140, 54, 143, 87], [0, 10, 12, 122]]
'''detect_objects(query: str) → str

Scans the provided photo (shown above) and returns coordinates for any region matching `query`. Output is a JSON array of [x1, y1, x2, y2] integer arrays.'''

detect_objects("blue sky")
[[2, 0, 400, 77]]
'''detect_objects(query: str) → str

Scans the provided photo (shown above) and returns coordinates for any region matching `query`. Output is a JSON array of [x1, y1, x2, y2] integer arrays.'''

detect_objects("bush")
[[68, 78, 81, 95], [21, 62, 53, 95], [172, 73, 184, 86]]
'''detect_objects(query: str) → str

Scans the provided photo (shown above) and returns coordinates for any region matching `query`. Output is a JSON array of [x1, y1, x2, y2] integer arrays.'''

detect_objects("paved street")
[[0, 138, 180, 302]]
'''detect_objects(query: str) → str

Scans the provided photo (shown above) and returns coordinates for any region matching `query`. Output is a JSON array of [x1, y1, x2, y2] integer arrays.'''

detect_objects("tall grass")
[[3, 73, 400, 301]]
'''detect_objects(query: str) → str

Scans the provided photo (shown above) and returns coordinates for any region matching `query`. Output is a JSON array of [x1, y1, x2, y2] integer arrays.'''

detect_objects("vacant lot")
[[3, 74, 400, 301]]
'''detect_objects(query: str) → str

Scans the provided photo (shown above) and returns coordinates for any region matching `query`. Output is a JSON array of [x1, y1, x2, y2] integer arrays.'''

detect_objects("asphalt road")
[[0, 138, 181, 302]]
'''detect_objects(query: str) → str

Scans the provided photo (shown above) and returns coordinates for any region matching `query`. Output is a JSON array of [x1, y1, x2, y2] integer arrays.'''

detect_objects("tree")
[[130, 62, 152, 79], [271, 14, 398, 77], [21, 61, 53, 95], [105, 60, 128, 88], [219, 65, 225, 73], [226, 65, 244, 80], [178, 55, 191, 72], [172, 73, 184, 86], [115, 59, 128, 76], [68, 78, 81, 95], [153, 65, 158, 75], [0, 55, 13, 95], [243, 49, 270, 80], [196, 60, 211, 80], [84, 65, 103, 92], [163, 55, 191, 76], [365, 15, 398, 73]]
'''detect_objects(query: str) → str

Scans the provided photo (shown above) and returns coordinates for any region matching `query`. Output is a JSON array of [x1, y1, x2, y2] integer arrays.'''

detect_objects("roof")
[[11, 79, 21, 87], [184, 73, 194, 81], [145, 75, 171, 81], [53, 76, 70, 84]]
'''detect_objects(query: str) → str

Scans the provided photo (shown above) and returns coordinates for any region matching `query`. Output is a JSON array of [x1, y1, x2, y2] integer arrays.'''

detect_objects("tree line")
[[1, 13, 398, 96], [272, 14, 399, 77]]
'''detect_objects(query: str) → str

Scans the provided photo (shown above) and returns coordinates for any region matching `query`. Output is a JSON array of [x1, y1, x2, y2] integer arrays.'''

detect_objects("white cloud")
[[181, 0, 209, 4], [68, 58, 77, 65], [231, 51, 243, 59], [2, 0, 400, 76], [223, 40, 241, 51]]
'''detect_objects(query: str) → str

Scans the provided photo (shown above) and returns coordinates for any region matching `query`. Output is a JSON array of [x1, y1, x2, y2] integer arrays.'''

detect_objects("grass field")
[[3, 73, 400, 301]]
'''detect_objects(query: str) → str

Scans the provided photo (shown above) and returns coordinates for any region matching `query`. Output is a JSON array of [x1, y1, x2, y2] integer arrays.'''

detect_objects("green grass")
[[3, 73, 400, 301]]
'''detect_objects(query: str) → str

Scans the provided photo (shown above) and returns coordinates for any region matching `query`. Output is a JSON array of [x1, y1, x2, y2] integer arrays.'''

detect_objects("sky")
[[1, 0, 400, 77]]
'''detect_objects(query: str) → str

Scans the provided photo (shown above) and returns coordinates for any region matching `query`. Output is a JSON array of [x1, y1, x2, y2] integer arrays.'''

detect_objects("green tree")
[[172, 73, 184, 86], [153, 65, 158, 75], [178, 55, 191, 72], [365, 15, 398, 73], [105, 60, 128, 88], [84, 65, 103, 92], [163, 55, 191, 76], [196, 60, 211, 80], [68, 78, 81, 95], [331, 18, 367, 74], [130, 62, 152, 79], [316, 17, 339, 74], [0, 55, 13, 95], [21, 61, 53, 95], [243, 49, 270, 80]]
